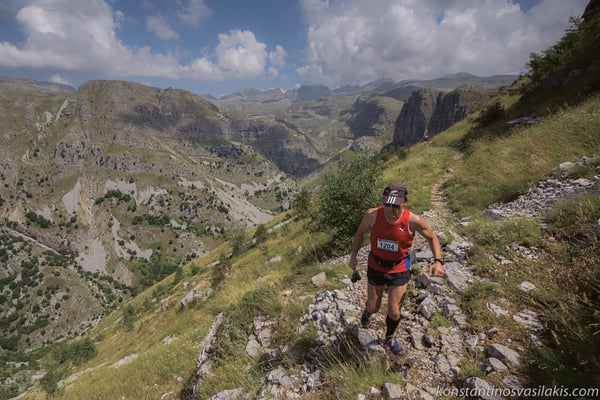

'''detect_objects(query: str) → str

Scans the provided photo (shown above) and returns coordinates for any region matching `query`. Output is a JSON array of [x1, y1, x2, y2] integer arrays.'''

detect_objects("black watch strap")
[[433, 258, 444, 265]]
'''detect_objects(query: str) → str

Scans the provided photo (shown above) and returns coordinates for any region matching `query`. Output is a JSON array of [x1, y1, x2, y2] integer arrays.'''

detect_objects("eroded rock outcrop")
[[393, 85, 500, 146], [392, 88, 440, 146]]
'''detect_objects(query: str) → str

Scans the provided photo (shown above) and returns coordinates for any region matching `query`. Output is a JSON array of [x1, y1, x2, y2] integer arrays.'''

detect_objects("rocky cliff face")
[[393, 85, 500, 146], [347, 96, 403, 138], [392, 88, 441, 146], [56, 80, 321, 177], [229, 118, 321, 176]]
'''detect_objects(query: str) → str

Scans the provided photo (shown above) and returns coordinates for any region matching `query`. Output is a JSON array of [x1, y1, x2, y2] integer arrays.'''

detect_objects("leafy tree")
[[253, 224, 268, 245], [293, 187, 312, 218], [40, 367, 62, 397], [316, 154, 383, 253], [230, 229, 247, 256], [524, 16, 599, 89], [472, 101, 505, 127]]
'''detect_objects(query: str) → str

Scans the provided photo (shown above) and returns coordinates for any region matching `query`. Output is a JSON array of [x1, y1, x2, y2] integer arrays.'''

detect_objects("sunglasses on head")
[[384, 203, 401, 209]]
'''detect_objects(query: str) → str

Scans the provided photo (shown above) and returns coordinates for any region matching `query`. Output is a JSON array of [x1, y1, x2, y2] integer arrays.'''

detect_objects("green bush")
[[49, 338, 97, 366], [292, 187, 312, 218], [40, 367, 63, 396], [0, 335, 20, 351], [230, 229, 248, 256], [472, 101, 505, 127], [524, 16, 600, 90], [69, 337, 98, 365], [191, 222, 206, 236], [253, 224, 268, 245], [25, 211, 52, 228], [316, 154, 383, 253], [211, 253, 232, 289], [121, 305, 136, 331], [527, 19, 567, 82]]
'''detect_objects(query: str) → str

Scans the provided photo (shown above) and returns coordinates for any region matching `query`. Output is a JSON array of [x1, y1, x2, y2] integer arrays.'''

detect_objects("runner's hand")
[[428, 262, 445, 277]]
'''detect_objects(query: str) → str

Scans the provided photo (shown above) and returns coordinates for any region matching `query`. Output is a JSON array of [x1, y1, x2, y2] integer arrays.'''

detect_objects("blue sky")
[[0, 0, 588, 97]]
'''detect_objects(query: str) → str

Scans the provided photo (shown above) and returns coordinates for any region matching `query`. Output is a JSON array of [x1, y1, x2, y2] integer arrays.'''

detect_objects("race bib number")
[[377, 238, 399, 253]]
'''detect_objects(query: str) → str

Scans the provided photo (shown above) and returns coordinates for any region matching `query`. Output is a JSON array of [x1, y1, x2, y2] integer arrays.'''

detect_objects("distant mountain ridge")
[[0, 76, 76, 97], [3, 71, 516, 104], [215, 73, 517, 103]]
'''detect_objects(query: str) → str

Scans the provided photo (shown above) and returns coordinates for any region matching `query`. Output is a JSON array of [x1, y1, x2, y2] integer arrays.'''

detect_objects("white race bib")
[[377, 238, 399, 253]]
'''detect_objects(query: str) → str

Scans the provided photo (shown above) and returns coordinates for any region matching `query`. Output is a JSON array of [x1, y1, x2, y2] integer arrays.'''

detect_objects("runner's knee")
[[387, 304, 401, 320], [388, 310, 401, 320]]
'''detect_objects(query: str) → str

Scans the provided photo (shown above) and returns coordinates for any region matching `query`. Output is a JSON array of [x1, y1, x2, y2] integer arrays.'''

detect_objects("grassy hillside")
[[8, 82, 599, 399], [6, 13, 600, 399], [445, 94, 600, 215]]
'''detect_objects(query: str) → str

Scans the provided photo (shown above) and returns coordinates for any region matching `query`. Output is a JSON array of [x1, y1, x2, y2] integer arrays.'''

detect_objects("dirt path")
[[430, 169, 454, 218], [428, 151, 462, 229]]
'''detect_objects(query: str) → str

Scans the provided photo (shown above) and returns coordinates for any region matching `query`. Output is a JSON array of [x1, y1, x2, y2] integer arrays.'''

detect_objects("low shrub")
[[544, 193, 600, 240]]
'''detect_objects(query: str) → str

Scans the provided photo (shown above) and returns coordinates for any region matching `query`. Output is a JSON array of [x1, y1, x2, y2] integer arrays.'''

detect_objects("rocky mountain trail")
[[429, 150, 463, 223], [483, 163, 600, 220], [184, 157, 600, 399], [190, 227, 504, 399], [188, 231, 491, 399]]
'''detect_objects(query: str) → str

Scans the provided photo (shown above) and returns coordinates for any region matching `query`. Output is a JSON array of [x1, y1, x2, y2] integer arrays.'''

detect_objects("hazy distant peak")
[[0, 76, 76, 97]]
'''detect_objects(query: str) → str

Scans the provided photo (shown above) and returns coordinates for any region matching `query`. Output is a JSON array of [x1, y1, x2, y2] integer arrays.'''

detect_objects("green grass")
[[544, 193, 600, 240], [309, 335, 403, 400], [461, 216, 543, 256], [14, 70, 600, 400], [380, 142, 456, 213], [444, 93, 600, 216], [455, 197, 600, 389]]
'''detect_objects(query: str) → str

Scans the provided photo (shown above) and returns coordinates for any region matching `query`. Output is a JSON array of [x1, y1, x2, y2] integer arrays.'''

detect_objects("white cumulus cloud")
[[269, 45, 287, 67], [1, 1, 130, 71], [215, 30, 268, 80], [49, 74, 72, 86], [0, 0, 276, 83], [178, 0, 212, 27], [297, 0, 587, 87], [0, 0, 588, 92]]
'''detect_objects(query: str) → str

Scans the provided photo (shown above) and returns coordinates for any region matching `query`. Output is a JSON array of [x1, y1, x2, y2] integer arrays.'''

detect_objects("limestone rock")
[[487, 343, 521, 366]]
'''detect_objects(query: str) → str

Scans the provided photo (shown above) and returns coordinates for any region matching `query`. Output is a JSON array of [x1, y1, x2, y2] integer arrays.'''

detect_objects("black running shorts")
[[367, 268, 411, 287]]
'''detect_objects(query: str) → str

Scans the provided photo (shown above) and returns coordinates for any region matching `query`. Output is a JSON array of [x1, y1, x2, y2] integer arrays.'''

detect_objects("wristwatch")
[[433, 258, 444, 265]]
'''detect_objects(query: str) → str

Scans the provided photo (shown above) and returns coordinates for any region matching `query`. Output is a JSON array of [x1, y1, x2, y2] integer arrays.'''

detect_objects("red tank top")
[[368, 206, 414, 273]]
